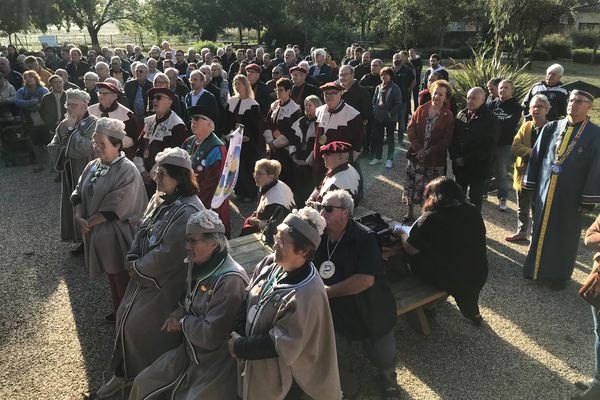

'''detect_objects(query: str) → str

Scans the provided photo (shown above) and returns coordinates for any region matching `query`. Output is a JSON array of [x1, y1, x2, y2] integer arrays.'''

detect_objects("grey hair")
[[314, 48, 326, 58], [95, 61, 109, 71], [84, 71, 98, 81], [546, 63, 564, 76], [467, 86, 486, 98], [323, 189, 354, 216], [164, 67, 178, 77], [105, 77, 122, 89], [190, 70, 205, 80], [136, 63, 148, 72], [530, 94, 551, 109], [339, 65, 354, 76], [284, 48, 295, 57], [199, 232, 229, 253], [110, 56, 121, 65]]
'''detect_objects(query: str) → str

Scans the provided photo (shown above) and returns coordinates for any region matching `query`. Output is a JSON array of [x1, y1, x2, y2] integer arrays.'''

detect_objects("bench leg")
[[415, 308, 431, 336]]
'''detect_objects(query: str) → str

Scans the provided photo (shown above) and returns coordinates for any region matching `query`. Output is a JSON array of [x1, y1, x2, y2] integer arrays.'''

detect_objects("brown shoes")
[[505, 232, 528, 243]]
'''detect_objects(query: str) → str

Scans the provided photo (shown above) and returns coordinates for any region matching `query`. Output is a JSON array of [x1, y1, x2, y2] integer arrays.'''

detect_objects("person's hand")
[[161, 316, 182, 332], [293, 159, 307, 166], [228, 332, 240, 359], [248, 217, 260, 227], [455, 157, 465, 167], [416, 149, 428, 160], [76, 216, 90, 234]]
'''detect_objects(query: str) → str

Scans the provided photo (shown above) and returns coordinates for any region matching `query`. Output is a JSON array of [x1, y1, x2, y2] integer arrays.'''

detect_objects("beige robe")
[[241, 256, 342, 400], [71, 155, 148, 278], [47, 114, 98, 242], [111, 194, 204, 379], [129, 254, 248, 399]]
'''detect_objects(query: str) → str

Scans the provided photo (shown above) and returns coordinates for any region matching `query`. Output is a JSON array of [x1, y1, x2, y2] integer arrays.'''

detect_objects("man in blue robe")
[[523, 90, 600, 290]]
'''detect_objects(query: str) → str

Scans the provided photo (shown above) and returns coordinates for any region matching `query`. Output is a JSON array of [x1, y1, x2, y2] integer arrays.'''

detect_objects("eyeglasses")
[[316, 203, 345, 213], [152, 95, 166, 101], [98, 91, 113, 96], [150, 166, 168, 180], [191, 115, 209, 121], [273, 233, 288, 247], [91, 140, 106, 149], [569, 98, 592, 104]]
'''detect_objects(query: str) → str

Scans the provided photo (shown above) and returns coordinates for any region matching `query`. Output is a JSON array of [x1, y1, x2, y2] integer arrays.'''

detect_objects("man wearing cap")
[[264, 78, 303, 188], [88, 81, 141, 159], [129, 209, 248, 400], [314, 189, 398, 399], [48, 89, 98, 251], [522, 89, 600, 290], [183, 106, 231, 237], [290, 65, 322, 113], [246, 63, 275, 116], [183, 70, 219, 131], [306, 141, 361, 206], [134, 87, 187, 196], [312, 81, 364, 182], [124, 63, 152, 117]]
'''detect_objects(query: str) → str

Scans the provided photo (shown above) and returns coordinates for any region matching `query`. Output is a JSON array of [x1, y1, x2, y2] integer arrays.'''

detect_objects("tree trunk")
[[256, 27, 261, 44], [87, 25, 100, 48], [592, 41, 599, 64], [201, 25, 218, 41], [238, 26, 243, 42]]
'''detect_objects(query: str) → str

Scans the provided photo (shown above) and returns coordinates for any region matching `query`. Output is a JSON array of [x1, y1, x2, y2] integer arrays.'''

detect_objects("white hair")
[[84, 71, 98, 81], [164, 67, 178, 77], [530, 94, 551, 109], [322, 189, 355, 216], [104, 77, 122, 89], [110, 56, 121, 64], [95, 61, 109, 71], [291, 207, 326, 236], [314, 48, 326, 58], [546, 63, 564, 76], [284, 48, 295, 57]]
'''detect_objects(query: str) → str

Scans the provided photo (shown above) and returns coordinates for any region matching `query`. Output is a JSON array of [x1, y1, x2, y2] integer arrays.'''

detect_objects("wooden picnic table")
[[229, 207, 448, 336]]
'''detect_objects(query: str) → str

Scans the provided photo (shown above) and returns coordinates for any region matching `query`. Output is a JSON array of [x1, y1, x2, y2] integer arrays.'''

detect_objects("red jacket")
[[406, 102, 455, 167]]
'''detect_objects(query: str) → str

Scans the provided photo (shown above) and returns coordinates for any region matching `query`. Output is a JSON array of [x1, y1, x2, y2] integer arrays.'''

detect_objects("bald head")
[[466, 87, 486, 112]]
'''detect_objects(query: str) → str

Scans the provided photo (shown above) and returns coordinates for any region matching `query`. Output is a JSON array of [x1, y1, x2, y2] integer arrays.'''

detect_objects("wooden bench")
[[228, 213, 448, 336]]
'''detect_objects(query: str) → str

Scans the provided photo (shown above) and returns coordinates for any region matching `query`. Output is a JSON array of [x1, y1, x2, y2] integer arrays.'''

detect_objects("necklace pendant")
[[319, 260, 336, 279]]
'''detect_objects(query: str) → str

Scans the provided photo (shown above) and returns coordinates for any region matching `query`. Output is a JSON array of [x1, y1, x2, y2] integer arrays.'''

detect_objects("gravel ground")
[[0, 146, 596, 400]]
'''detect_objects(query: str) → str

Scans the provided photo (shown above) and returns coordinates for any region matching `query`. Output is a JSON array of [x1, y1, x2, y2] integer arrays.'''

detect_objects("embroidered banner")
[[211, 125, 244, 208]]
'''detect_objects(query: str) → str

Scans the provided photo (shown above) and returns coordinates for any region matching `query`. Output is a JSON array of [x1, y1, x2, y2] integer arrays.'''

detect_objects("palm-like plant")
[[449, 47, 538, 109]]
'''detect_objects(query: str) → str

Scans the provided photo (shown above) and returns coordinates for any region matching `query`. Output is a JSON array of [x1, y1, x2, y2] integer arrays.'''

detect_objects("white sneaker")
[[96, 375, 133, 399], [498, 198, 507, 211], [385, 160, 393, 169], [369, 159, 381, 166]]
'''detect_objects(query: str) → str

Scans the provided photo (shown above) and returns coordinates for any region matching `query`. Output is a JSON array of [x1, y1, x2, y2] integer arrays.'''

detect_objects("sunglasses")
[[316, 203, 345, 213]]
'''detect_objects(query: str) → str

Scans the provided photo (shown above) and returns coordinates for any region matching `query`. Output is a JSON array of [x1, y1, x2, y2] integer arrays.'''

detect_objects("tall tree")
[[0, 0, 60, 44], [55, 0, 140, 47]]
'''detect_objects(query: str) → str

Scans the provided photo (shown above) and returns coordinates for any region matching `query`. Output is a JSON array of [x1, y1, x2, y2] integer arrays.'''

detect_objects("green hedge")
[[572, 48, 600, 64], [530, 49, 551, 61], [193, 40, 219, 54], [540, 33, 572, 59], [570, 31, 600, 49]]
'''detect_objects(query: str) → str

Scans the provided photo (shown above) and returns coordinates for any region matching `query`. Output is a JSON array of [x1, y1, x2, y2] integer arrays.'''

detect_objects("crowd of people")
[[1, 39, 600, 400]]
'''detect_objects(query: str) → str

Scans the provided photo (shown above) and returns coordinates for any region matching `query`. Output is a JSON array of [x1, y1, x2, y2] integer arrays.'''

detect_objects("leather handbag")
[[579, 265, 600, 308]]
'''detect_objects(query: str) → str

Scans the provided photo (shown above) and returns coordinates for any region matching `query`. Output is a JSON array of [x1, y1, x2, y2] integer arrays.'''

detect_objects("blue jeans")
[[593, 306, 600, 385], [492, 146, 514, 200]]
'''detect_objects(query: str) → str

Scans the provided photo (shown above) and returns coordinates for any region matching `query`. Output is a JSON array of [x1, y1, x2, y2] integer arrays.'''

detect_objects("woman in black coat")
[[397, 176, 488, 325]]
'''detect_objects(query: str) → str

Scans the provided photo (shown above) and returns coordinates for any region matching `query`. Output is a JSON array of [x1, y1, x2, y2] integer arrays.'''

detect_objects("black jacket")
[[124, 79, 153, 116], [450, 105, 500, 181], [342, 80, 373, 121]]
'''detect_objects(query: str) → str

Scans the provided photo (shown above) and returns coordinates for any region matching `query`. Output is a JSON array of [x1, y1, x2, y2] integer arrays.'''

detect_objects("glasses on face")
[[273, 233, 288, 247], [98, 91, 113, 96], [150, 166, 168, 180], [316, 203, 345, 213], [191, 115, 208, 121], [324, 91, 340, 97], [91, 140, 106, 150], [569, 98, 591, 104], [152, 95, 166, 101]]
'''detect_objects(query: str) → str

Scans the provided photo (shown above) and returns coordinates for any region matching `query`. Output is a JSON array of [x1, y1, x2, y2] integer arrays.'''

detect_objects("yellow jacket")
[[511, 120, 536, 191]]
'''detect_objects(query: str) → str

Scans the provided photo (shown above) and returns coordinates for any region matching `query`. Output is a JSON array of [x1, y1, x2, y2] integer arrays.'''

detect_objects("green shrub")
[[193, 40, 219, 54], [530, 49, 551, 61], [451, 48, 538, 109], [570, 31, 600, 49], [540, 33, 572, 59], [572, 48, 600, 64]]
